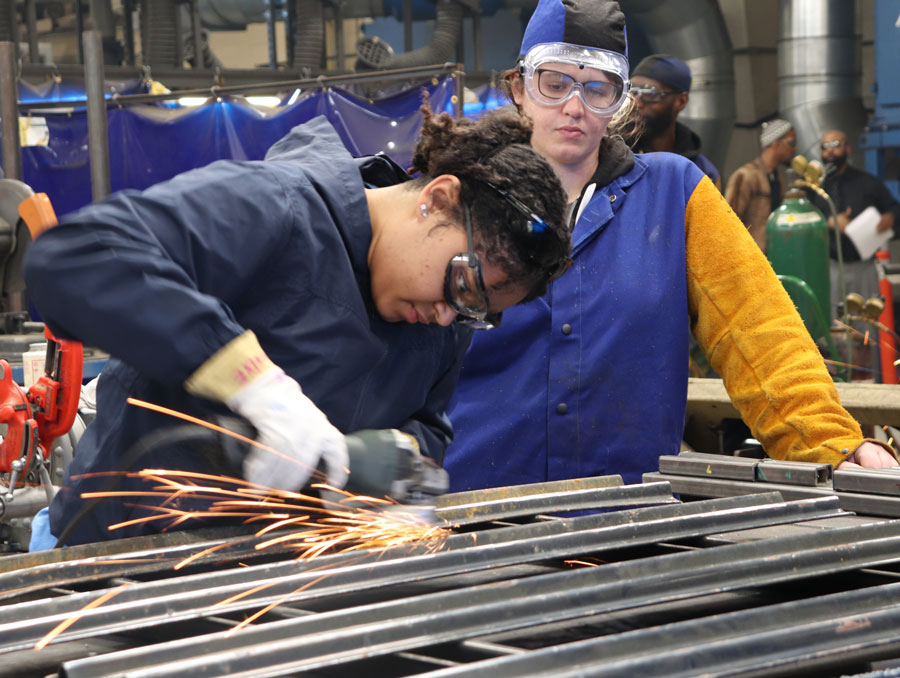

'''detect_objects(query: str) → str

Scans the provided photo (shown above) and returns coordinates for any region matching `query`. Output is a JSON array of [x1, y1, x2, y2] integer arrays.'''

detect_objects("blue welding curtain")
[[14, 74, 459, 217]]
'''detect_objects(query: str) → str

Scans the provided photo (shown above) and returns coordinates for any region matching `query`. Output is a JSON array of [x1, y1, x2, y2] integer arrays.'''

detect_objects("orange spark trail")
[[126, 398, 330, 482], [34, 584, 130, 650]]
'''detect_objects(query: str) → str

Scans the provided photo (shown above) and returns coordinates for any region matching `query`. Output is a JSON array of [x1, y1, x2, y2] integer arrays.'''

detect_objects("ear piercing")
[[419, 204, 429, 218]]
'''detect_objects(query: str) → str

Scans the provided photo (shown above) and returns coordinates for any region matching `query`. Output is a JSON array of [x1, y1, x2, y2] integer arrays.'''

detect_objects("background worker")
[[807, 129, 900, 308], [445, 0, 897, 494], [724, 119, 797, 252], [24, 107, 571, 546], [627, 53, 720, 188]]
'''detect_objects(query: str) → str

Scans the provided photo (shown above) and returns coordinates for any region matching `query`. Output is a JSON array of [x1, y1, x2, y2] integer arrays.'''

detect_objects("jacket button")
[[609, 194, 617, 203], [561, 323, 572, 335], [556, 403, 568, 415]]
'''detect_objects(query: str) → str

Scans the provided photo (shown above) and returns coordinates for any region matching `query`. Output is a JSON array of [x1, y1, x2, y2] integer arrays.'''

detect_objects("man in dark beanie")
[[629, 53, 720, 188]]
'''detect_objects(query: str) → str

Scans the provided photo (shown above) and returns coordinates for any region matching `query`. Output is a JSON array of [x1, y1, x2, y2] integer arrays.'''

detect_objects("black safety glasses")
[[444, 204, 501, 330]]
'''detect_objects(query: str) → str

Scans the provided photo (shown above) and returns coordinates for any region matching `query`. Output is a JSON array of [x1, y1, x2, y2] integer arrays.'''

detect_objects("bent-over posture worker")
[[445, 0, 897, 493], [25, 108, 571, 546]]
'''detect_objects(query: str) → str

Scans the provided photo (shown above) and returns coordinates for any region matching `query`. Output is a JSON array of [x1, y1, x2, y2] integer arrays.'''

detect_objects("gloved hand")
[[185, 330, 349, 492], [227, 365, 349, 491]]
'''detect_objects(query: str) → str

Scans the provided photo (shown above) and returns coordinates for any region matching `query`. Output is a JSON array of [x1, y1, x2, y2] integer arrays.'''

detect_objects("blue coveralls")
[[25, 117, 471, 545]]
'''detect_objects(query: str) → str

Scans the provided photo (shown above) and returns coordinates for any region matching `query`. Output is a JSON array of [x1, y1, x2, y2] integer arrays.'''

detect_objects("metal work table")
[[1, 476, 899, 677]]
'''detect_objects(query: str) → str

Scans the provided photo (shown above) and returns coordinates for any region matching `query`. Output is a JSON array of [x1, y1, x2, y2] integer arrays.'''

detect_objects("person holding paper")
[[807, 129, 900, 309]]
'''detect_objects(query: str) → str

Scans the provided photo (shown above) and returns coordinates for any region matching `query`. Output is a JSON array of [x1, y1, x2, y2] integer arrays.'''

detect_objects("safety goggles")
[[630, 85, 677, 103], [517, 42, 630, 116], [444, 204, 501, 330], [444, 187, 571, 329]]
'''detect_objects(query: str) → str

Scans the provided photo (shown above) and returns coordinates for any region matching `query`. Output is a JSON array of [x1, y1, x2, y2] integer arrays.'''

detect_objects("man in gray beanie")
[[724, 118, 797, 251]]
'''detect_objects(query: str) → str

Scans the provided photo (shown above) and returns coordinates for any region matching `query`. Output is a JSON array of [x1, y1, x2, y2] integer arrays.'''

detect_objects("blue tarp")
[[10, 74, 461, 216]]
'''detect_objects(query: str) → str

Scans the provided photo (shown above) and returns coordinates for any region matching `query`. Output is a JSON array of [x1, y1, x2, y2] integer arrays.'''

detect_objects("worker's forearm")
[[685, 177, 862, 466]]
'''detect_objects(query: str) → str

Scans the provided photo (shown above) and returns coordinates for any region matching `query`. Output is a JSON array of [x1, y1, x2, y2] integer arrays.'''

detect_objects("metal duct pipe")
[[141, 1, 220, 70], [198, 0, 385, 28], [388, 0, 461, 68], [778, 0, 867, 165], [83, 31, 111, 201], [0, 41, 22, 181], [88, 0, 116, 38], [623, 0, 735, 175], [294, 0, 324, 70], [141, 0, 180, 67], [0, 1, 15, 44], [353, 0, 462, 71]]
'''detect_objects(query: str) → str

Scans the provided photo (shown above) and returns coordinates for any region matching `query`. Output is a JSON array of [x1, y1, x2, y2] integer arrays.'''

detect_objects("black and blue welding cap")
[[519, 0, 629, 60], [517, 0, 630, 115]]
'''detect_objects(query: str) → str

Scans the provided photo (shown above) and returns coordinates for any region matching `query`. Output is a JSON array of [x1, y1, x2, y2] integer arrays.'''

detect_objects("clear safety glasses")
[[630, 85, 677, 103], [444, 204, 499, 330], [518, 42, 630, 116], [444, 186, 571, 330]]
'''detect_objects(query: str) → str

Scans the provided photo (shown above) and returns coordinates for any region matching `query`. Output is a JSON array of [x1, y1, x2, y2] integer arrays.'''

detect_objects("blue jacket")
[[447, 138, 873, 493], [25, 117, 471, 544], [447, 150, 697, 489]]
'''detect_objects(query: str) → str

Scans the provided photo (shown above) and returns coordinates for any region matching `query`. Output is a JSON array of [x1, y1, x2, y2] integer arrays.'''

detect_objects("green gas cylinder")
[[765, 188, 831, 341]]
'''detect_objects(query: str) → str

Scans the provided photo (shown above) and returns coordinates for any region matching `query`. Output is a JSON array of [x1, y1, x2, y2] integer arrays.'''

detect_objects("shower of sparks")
[[126, 397, 337, 483], [31, 399, 451, 652], [33, 473, 448, 650], [81, 468, 450, 562]]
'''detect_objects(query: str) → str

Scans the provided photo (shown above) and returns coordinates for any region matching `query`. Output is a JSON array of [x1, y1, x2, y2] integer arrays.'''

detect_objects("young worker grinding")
[[25, 107, 571, 547]]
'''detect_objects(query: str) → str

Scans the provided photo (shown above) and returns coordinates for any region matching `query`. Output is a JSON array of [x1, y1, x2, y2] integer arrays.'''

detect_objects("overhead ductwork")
[[141, 0, 221, 69], [778, 0, 867, 165], [141, 0, 180, 67], [623, 0, 735, 175], [0, 0, 16, 42], [198, 0, 386, 29], [356, 0, 463, 70], [294, 0, 325, 71]]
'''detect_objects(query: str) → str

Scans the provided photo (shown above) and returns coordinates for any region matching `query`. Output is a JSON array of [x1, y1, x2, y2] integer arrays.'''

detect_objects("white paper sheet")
[[843, 205, 892, 260]]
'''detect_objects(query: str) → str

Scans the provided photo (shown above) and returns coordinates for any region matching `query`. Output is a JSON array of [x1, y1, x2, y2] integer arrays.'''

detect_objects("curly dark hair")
[[409, 105, 571, 302]]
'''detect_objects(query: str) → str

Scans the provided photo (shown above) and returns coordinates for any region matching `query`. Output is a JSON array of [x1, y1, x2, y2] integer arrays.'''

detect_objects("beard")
[[829, 152, 848, 169], [635, 105, 676, 147]]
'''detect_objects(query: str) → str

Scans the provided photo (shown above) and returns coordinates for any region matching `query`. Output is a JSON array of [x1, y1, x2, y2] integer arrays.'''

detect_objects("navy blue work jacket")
[[24, 117, 471, 544]]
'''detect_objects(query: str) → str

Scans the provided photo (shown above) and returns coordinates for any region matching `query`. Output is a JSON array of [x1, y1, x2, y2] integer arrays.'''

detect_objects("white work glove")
[[184, 330, 349, 493], [226, 365, 349, 491]]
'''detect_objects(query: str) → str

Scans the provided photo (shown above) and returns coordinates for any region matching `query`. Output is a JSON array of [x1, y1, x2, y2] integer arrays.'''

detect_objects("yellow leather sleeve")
[[685, 177, 864, 466], [184, 330, 275, 402]]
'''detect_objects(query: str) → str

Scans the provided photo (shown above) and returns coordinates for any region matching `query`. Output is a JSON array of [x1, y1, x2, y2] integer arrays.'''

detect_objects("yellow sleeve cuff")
[[184, 330, 275, 402]]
